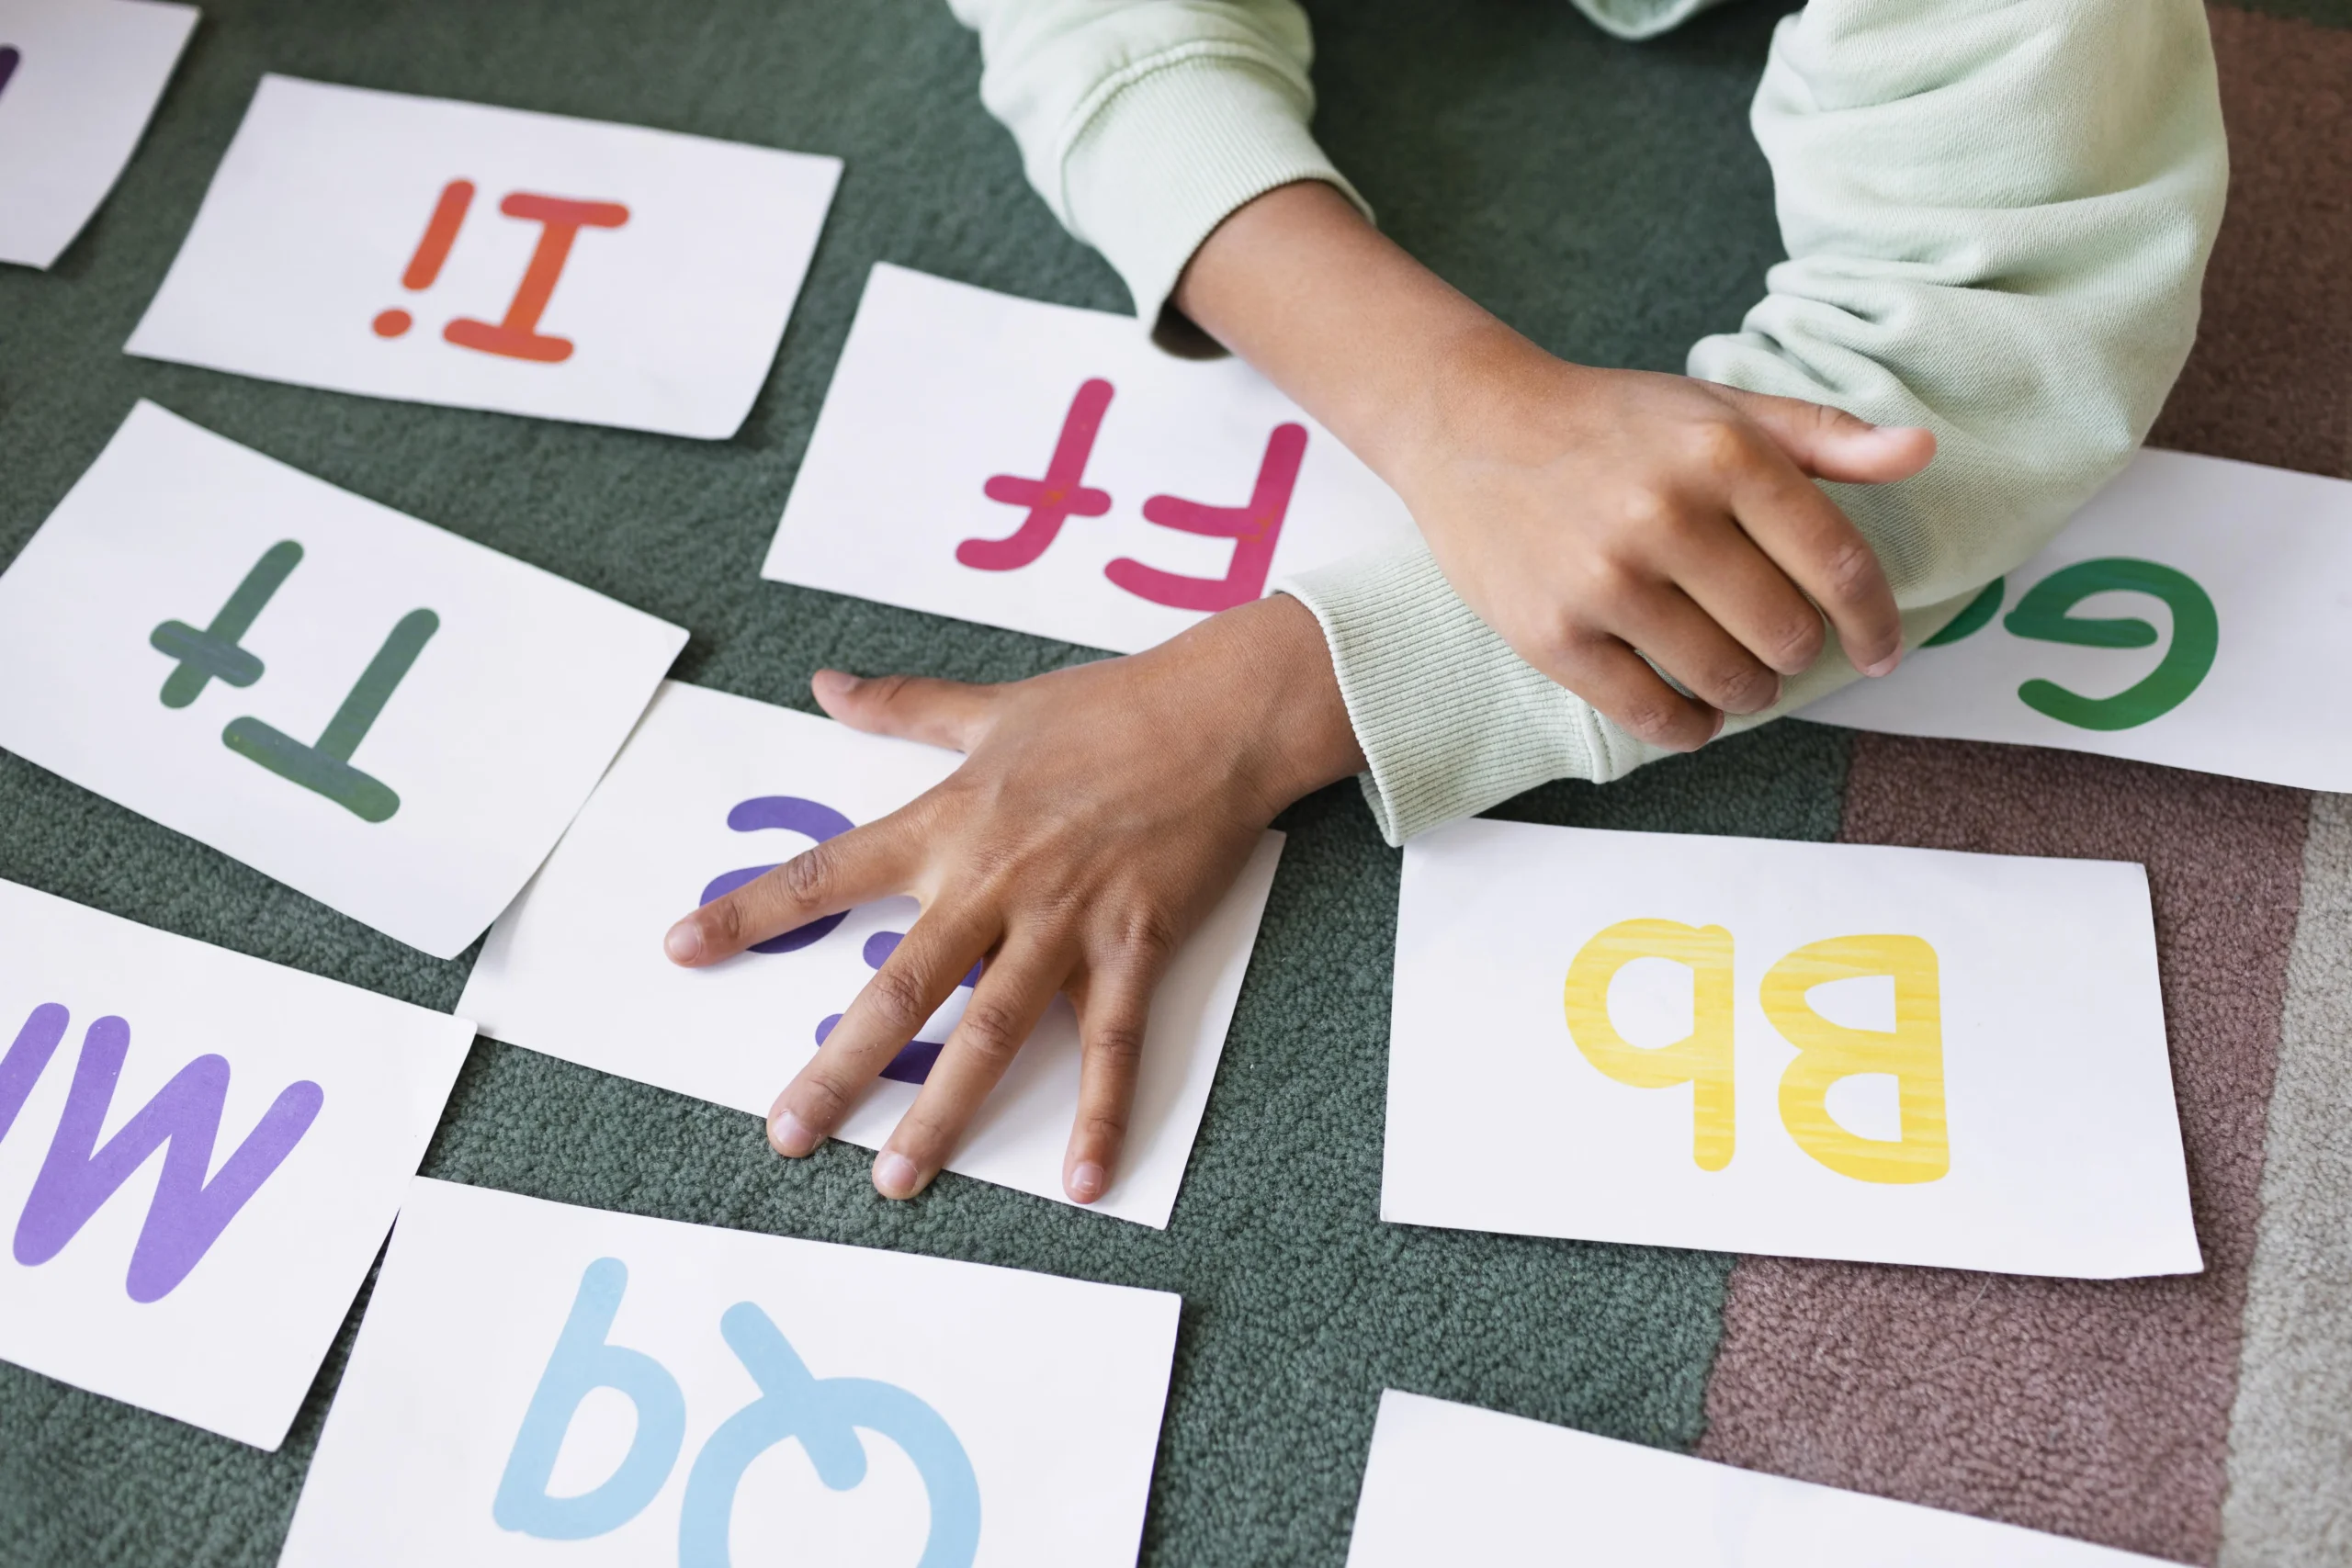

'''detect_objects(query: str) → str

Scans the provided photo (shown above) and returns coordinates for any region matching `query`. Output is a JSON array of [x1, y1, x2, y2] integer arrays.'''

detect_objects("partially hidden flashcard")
[[1802, 448, 2352, 790], [457, 681, 1283, 1227], [0, 401, 686, 958], [280, 1178, 1181, 1566], [1385, 818, 2197, 1279], [762, 262, 1420, 652], [0, 0, 196, 268], [1346, 1391, 2172, 1567], [125, 75, 841, 438], [0, 877, 471, 1449]]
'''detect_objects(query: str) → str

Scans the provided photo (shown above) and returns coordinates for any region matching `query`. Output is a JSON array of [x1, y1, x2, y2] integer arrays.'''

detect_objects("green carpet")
[[0, 0, 2341, 1562]]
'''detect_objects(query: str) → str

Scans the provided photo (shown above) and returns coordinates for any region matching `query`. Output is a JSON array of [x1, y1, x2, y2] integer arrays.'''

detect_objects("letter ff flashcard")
[[1802, 448, 2352, 791], [0, 401, 686, 958], [0, 877, 471, 1450], [280, 1178, 1182, 1566], [1385, 818, 2197, 1279], [125, 75, 841, 438], [458, 681, 1284, 1227], [0, 0, 197, 268], [763, 263, 1421, 653]]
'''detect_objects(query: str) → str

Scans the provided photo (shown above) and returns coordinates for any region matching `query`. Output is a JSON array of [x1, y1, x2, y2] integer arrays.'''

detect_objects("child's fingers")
[[1611, 584, 1783, 716], [1063, 958, 1156, 1206], [765, 906, 998, 1158], [811, 669, 1000, 753], [871, 932, 1069, 1200], [1548, 635, 1722, 752], [1724, 450, 1905, 679], [1656, 515, 1826, 677], [1710, 386, 1936, 486], [664, 817, 913, 966]]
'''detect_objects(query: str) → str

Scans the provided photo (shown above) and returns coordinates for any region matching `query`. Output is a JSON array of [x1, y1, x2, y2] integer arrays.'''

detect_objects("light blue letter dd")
[[493, 1258, 686, 1540]]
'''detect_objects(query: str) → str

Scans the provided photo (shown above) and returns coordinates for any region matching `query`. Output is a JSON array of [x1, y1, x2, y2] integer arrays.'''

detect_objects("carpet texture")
[[0, 1, 2346, 1564]]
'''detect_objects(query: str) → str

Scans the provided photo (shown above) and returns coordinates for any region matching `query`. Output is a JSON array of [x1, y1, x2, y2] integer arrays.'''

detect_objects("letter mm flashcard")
[[763, 263, 1421, 653], [0, 401, 686, 958], [1346, 1392, 2172, 1566], [458, 681, 1283, 1227], [0, 0, 197, 268], [1803, 448, 2352, 791], [1385, 818, 2198, 1279], [280, 1178, 1182, 1567], [124, 75, 840, 437], [0, 878, 470, 1450]]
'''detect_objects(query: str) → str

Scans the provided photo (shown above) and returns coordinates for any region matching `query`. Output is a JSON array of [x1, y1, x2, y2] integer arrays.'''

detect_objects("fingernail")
[[810, 669, 855, 697], [1708, 708, 1726, 741], [1864, 651, 1902, 678], [663, 919, 703, 964], [874, 1150, 921, 1198], [1069, 1161, 1106, 1202], [769, 1108, 819, 1157]]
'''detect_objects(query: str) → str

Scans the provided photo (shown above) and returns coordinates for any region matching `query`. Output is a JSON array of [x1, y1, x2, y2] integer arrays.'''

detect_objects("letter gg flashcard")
[[0, 877, 470, 1450], [1803, 448, 2352, 791], [125, 75, 841, 438], [0, 401, 686, 958], [1346, 1391, 2171, 1567], [1385, 818, 2197, 1279], [280, 1178, 1181, 1566], [763, 263, 1420, 653], [458, 681, 1283, 1227], [0, 0, 197, 268]]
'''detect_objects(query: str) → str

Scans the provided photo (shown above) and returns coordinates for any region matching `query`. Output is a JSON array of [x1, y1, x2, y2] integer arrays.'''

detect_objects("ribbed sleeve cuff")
[[1281, 547, 1658, 845], [1060, 49, 1372, 331]]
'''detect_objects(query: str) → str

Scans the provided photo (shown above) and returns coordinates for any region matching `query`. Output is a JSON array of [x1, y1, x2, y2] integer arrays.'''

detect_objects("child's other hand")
[[1396, 338, 1934, 751], [659, 595, 1362, 1205]]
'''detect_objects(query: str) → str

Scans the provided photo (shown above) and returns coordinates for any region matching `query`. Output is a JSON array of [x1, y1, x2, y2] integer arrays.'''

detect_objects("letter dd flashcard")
[[0, 0, 197, 268], [125, 75, 841, 437], [1385, 818, 2198, 1279], [0, 877, 470, 1450], [763, 263, 1421, 653], [280, 1179, 1182, 1567], [458, 681, 1283, 1227], [0, 401, 686, 958]]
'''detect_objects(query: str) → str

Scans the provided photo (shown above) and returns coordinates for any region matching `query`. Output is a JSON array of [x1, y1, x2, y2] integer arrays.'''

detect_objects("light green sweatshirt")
[[945, 0, 2227, 842]]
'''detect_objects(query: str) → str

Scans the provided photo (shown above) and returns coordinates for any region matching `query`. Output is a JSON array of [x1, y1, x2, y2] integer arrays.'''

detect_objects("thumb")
[[1714, 387, 1936, 486], [810, 670, 1000, 752]]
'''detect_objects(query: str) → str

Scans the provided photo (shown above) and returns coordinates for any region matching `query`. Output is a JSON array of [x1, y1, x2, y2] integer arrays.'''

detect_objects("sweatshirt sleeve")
[[1283, 0, 2227, 843], [944, 0, 1371, 332]]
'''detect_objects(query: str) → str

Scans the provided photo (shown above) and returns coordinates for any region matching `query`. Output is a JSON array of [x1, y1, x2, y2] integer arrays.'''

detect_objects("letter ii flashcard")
[[281, 1179, 1181, 1566], [0, 877, 471, 1450], [125, 75, 841, 438], [1385, 818, 2198, 1279], [0, 401, 686, 958]]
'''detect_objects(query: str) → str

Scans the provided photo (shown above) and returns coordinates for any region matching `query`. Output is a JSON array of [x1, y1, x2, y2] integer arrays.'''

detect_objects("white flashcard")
[[125, 74, 841, 438], [1803, 448, 2352, 790], [282, 1177, 1180, 1566], [763, 263, 1420, 652], [0, 401, 685, 958], [1346, 1391, 2169, 1567], [458, 681, 1282, 1227], [1385, 818, 2196, 1279], [0, 0, 196, 268], [0, 877, 471, 1450]]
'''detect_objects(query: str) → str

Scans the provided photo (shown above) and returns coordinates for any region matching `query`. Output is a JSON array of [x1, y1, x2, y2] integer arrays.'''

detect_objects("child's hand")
[[661, 595, 1362, 1204], [1175, 180, 1934, 751], [1392, 334, 1934, 750]]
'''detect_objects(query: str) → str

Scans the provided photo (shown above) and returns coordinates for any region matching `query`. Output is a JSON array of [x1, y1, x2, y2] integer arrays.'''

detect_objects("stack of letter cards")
[[0, 0, 197, 268], [1345, 1392, 2172, 1566], [458, 681, 1285, 1226], [1385, 818, 2199, 1280], [280, 1178, 1182, 1566], [763, 263, 1420, 653], [0, 877, 471, 1450], [0, 401, 686, 958], [125, 74, 842, 438], [1804, 448, 2352, 791]]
